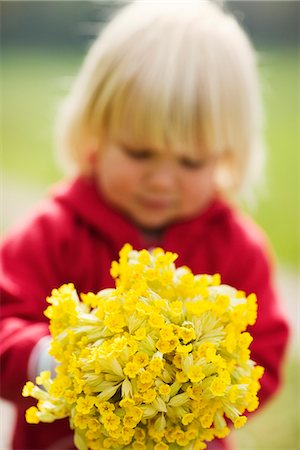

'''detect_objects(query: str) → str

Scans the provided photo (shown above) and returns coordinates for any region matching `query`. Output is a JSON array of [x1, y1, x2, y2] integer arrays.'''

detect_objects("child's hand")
[[28, 335, 56, 381]]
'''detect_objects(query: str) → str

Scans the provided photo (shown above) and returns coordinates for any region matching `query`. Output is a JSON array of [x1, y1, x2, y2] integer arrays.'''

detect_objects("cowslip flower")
[[23, 244, 264, 450]]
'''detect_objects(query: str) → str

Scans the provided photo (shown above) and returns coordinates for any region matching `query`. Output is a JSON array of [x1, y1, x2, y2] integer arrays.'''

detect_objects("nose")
[[146, 161, 177, 192]]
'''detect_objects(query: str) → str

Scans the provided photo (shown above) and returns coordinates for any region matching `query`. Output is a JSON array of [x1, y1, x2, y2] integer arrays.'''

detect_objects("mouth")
[[138, 197, 174, 210]]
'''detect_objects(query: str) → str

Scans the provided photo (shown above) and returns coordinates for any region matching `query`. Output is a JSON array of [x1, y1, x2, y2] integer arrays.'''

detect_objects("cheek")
[[181, 170, 216, 207], [97, 158, 140, 197]]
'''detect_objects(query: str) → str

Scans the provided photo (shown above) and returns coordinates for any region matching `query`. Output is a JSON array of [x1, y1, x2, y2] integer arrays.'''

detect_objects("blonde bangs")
[[89, 15, 254, 163], [89, 23, 229, 159]]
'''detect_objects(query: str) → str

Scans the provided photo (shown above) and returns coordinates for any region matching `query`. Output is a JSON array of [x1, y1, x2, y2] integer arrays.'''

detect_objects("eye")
[[123, 147, 154, 160], [179, 157, 206, 170]]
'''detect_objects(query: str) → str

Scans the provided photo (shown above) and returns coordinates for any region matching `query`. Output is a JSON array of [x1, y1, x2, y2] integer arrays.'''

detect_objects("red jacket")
[[0, 177, 289, 450]]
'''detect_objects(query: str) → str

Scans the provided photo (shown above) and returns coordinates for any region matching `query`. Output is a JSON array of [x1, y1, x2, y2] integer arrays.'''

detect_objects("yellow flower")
[[173, 354, 182, 369], [176, 371, 189, 384], [134, 427, 146, 441], [159, 384, 171, 397], [194, 439, 207, 450], [65, 389, 78, 405], [139, 370, 154, 385], [124, 361, 140, 378], [210, 377, 228, 396], [102, 412, 121, 431], [23, 245, 263, 450], [76, 396, 95, 414], [200, 413, 214, 428], [176, 434, 190, 446], [170, 300, 183, 315], [134, 327, 147, 340], [124, 406, 143, 428], [156, 337, 178, 354], [159, 324, 176, 341], [103, 437, 117, 449], [36, 370, 51, 386], [110, 261, 120, 279], [74, 413, 89, 430], [96, 400, 115, 415], [25, 406, 40, 424], [238, 331, 253, 349], [178, 327, 196, 344], [22, 381, 35, 397], [104, 313, 126, 333], [211, 273, 221, 286], [149, 313, 165, 328], [234, 415, 247, 429], [81, 292, 102, 309], [119, 397, 135, 408], [176, 343, 193, 355], [138, 249, 151, 265], [87, 418, 101, 431], [148, 357, 164, 374], [246, 293, 258, 325], [228, 385, 240, 403], [187, 366, 205, 383], [133, 441, 147, 450], [185, 428, 198, 440], [133, 352, 149, 367], [154, 443, 169, 450], [182, 413, 194, 425], [215, 426, 230, 439], [186, 385, 203, 400], [246, 395, 259, 412]]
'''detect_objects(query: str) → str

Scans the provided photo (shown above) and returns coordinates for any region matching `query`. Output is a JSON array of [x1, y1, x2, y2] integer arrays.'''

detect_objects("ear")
[[85, 138, 100, 172], [213, 151, 233, 190], [88, 150, 98, 167]]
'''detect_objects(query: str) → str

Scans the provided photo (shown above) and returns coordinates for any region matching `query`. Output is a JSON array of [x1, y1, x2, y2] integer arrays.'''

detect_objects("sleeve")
[[223, 220, 290, 408], [0, 206, 73, 403], [241, 247, 289, 406]]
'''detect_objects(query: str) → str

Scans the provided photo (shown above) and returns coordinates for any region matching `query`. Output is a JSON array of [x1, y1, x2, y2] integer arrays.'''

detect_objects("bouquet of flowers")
[[23, 244, 264, 450]]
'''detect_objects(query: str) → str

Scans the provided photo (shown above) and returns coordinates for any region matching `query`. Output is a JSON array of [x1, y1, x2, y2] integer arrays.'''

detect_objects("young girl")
[[0, 2, 289, 449]]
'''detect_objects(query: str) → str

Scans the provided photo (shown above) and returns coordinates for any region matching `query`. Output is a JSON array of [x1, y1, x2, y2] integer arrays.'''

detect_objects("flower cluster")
[[23, 244, 264, 450]]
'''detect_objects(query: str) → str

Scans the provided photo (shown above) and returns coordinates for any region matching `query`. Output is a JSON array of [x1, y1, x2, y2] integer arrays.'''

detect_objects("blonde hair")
[[55, 0, 265, 200]]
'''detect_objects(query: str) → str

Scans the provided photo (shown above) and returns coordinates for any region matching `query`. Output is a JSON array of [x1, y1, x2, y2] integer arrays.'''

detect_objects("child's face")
[[93, 141, 217, 230]]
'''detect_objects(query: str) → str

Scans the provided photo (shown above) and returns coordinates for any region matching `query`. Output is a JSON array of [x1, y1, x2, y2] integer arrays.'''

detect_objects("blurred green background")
[[1, 1, 299, 449]]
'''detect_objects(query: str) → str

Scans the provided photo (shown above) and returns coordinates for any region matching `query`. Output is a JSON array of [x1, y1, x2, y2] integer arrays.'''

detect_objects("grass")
[[249, 47, 299, 268], [1, 47, 81, 184]]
